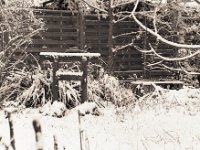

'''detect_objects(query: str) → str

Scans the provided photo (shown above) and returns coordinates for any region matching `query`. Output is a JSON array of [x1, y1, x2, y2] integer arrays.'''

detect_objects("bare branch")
[[82, 0, 108, 14], [130, 2, 200, 49], [179, 62, 200, 75], [114, 42, 134, 52], [150, 44, 200, 61], [112, 0, 136, 9], [147, 60, 163, 67], [113, 31, 144, 39], [153, 7, 158, 33], [194, 0, 200, 5], [161, 64, 182, 72]]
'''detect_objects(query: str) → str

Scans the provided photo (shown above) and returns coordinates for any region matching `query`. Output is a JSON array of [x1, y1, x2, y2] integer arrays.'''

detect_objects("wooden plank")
[[40, 52, 101, 57], [114, 70, 144, 73], [85, 20, 109, 25], [41, 16, 78, 21], [85, 36, 108, 40], [52, 58, 59, 101], [57, 74, 82, 81], [45, 24, 77, 30], [131, 80, 183, 85], [32, 39, 76, 45], [85, 29, 109, 33], [81, 57, 88, 103], [34, 9, 78, 14], [41, 32, 78, 37]]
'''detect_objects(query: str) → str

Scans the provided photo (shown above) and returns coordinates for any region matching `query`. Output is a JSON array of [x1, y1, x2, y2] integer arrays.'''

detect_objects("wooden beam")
[[40, 52, 100, 57]]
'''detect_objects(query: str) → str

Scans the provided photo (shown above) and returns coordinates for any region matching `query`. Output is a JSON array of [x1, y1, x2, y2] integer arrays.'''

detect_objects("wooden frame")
[[40, 52, 100, 103]]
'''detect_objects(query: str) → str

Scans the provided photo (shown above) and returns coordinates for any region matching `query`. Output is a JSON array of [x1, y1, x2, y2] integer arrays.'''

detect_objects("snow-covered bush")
[[0, 1, 44, 106], [88, 67, 136, 107]]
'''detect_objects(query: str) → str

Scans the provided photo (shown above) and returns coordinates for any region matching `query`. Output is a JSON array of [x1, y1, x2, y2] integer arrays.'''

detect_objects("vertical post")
[[7, 112, 16, 150], [52, 57, 59, 102], [81, 57, 88, 103], [32, 119, 43, 150], [78, 110, 83, 150], [78, 1, 85, 50], [108, 0, 114, 74], [143, 15, 148, 79], [60, 11, 63, 49]]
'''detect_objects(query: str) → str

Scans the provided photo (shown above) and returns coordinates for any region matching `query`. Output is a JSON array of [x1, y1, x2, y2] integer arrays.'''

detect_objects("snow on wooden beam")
[[131, 80, 183, 85], [40, 52, 101, 58]]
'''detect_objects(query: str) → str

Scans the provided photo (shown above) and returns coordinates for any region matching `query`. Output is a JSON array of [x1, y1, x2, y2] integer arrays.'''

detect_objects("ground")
[[1, 86, 200, 150]]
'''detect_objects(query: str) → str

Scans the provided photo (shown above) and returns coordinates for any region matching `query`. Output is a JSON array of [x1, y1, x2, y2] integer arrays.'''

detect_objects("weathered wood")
[[52, 57, 59, 102], [81, 57, 88, 103], [7, 112, 16, 150], [45, 24, 77, 29], [40, 52, 100, 102], [32, 119, 43, 150], [32, 39, 76, 45], [78, 3, 85, 50], [40, 52, 100, 57], [29, 8, 179, 81], [131, 80, 183, 85], [57, 74, 82, 81]]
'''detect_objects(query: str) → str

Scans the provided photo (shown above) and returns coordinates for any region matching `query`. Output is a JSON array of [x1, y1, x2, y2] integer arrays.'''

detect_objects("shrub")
[[88, 68, 136, 107]]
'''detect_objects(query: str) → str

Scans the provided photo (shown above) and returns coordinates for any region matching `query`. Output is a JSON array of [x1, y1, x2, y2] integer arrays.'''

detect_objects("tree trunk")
[[108, 0, 114, 74]]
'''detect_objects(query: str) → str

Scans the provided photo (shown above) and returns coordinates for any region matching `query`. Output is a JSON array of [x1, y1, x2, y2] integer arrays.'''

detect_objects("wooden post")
[[81, 57, 88, 103], [108, 0, 114, 74], [143, 15, 148, 79], [78, 1, 85, 50], [52, 57, 59, 102], [7, 112, 16, 150], [78, 110, 83, 150], [53, 135, 58, 150], [32, 119, 43, 150]]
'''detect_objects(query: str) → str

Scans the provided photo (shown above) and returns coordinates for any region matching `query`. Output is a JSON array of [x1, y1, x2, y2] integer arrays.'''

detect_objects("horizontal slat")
[[58, 75, 82, 81], [41, 32, 78, 37], [40, 52, 101, 57], [32, 39, 76, 45], [45, 24, 77, 30], [131, 80, 183, 85], [85, 20, 109, 25], [37, 15, 78, 21], [57, 71, 83, 76], [34, 9, 78, 14], [24, 48, 82, 53]]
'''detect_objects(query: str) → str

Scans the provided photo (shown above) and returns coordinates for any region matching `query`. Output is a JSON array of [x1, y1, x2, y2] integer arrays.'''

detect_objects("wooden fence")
[[25, 9, 178, 80]]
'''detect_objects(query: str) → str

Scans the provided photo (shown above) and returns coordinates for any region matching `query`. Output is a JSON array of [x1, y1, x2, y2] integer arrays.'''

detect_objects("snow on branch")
[[130, 0, 200, 49], [82, 0, 108, 14]]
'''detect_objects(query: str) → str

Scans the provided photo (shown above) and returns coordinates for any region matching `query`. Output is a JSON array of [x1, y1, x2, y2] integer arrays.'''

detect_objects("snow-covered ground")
[[1, 86, 200, 150]]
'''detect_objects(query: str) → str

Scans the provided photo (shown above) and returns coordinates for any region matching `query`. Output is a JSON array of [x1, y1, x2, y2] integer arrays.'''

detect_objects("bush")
[[88, 68, 136, 107]]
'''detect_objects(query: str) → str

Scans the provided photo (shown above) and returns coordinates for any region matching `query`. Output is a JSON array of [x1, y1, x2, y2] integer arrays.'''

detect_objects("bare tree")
[[122, 0, 200, 74]]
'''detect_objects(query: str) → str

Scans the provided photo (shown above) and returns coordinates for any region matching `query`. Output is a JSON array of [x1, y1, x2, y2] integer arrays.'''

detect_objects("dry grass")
[[88, 70, 135, 107]]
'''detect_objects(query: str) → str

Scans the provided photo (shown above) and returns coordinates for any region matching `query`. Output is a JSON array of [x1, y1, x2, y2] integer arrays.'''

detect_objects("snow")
[[1, 87, 200, 150], [56, 70, 83, 76], [40, 52, 101, 58]]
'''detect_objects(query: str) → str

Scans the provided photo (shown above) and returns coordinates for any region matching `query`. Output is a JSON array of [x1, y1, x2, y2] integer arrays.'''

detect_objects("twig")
[[32, 119, 43, 150], [7, 111, 16, 150], [81, 0, 108, 14]]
